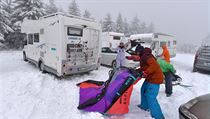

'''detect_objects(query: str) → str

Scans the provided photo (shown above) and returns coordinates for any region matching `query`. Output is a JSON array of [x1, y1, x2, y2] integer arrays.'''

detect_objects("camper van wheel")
[[39, 62, 45, 72], [111, 60, 116, 68], [23, 52, 28, 61]]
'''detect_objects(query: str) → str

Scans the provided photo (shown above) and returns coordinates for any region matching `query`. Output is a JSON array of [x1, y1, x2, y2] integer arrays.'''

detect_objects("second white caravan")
[[130, 33, 177, 57], [101, 32, 126, 47], [22, 13, 101, 76]]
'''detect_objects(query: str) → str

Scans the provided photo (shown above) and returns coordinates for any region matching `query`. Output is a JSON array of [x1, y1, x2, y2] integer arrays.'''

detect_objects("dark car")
[[193, 45, 210, 72], [179, 93, 210, 119]]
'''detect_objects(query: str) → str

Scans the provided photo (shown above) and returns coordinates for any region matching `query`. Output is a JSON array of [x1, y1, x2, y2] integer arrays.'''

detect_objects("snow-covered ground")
[[0, 51, 209, 119]]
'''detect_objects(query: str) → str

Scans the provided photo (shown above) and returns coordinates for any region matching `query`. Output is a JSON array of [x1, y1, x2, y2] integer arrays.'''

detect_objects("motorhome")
[[130, 33, 177, 57], [21, 12, 101, 76], [102, 32, 126, 47]]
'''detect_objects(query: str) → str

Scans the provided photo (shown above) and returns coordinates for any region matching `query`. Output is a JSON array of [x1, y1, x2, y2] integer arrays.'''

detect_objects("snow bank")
[[0, 51, 209, 119]]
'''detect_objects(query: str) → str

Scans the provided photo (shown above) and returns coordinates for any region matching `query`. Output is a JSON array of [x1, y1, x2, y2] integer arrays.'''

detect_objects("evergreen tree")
[[130, 15, 141, 34], [0, 0, 14, 39], [102, 13, 114, 32], [13, 0, 45, 21], [116, 13, 124, 33], [123, 18, 130, 36], [68, 0, 80, 16], [45, 0, 58, 15], [83, 9, 91, 18], [147, 22, 155, 33], [140, 22, 147, 33]]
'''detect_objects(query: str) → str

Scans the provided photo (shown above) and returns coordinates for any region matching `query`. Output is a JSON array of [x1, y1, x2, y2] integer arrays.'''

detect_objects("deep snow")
[[0, 51, 209, 119]]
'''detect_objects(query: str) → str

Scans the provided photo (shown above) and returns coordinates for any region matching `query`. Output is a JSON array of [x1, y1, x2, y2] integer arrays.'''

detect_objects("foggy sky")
[[50, 0, 209, 46]]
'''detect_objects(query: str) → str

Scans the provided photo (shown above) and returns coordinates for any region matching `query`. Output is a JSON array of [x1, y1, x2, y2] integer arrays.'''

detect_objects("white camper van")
[[130, 33, 176, 57], [22, 13, 101, 76], [102, 32, 126, 47]]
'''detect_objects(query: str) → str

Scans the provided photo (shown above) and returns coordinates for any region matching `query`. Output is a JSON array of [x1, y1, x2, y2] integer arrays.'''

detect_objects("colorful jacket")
[[139, 50, 164, 84], [161, 45, 170, 63], [157, 59, 176, 73]]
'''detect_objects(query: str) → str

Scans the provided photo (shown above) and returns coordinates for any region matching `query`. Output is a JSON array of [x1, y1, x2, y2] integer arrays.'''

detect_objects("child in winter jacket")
[[137, 47, 165, 119], [110, 41, 130, 68], [157, 59, 176, 97]]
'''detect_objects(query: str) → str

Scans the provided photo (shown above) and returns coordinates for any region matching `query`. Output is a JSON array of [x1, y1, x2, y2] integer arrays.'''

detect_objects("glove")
[[126, 56, 132, 60]]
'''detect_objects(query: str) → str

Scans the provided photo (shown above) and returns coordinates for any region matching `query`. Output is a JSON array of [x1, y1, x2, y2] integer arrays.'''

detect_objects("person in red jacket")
[[160, 44, 170, 63], [137, 47, 165, 119]]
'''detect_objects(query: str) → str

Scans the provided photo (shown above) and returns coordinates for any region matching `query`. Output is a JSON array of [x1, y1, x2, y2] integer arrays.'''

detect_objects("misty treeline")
[[0, 0, 203, 53], [0, 0, 92, 50], [101, 13, 154, 36], [0, 0, 154, 50]]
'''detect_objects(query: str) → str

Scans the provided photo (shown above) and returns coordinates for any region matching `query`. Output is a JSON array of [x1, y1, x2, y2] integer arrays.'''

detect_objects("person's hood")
[[140, 47, 152, 57]]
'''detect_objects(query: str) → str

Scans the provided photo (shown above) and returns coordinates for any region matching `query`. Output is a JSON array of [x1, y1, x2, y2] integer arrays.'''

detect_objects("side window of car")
[[102, 47, 117, 53], [102, 48, 108, 53]]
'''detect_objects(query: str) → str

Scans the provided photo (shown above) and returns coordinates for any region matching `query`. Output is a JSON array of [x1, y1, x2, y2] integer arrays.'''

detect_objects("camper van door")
[[33, 33, 41, 61], [151, 41, 159, 57], [27, 34, 35, 60]]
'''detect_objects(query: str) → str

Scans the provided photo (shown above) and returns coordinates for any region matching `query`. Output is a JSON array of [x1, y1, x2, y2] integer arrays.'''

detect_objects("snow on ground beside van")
[[0, 51, 210, 119]]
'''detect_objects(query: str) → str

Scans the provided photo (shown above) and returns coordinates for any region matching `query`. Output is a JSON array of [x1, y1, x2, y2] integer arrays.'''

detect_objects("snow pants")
[[116, 59, 126, 68], [164, 72, 174, 95], [140, 81, 164, 119]]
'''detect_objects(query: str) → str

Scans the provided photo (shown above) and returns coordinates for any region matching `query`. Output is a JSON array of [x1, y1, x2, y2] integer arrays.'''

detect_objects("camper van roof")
[[130, 33, 173, 40], [40, 12, 95, 22]]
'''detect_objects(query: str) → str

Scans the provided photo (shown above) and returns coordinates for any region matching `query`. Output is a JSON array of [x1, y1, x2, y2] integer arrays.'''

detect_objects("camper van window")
[[34, 33, 39, 42], [113, 36, 121, 40], [28, 34, 33, 45], [67, 27, 83, 36], [173, 40, 177, 45], [160, 41, 166, 47], [168, 41, 170, 47]]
